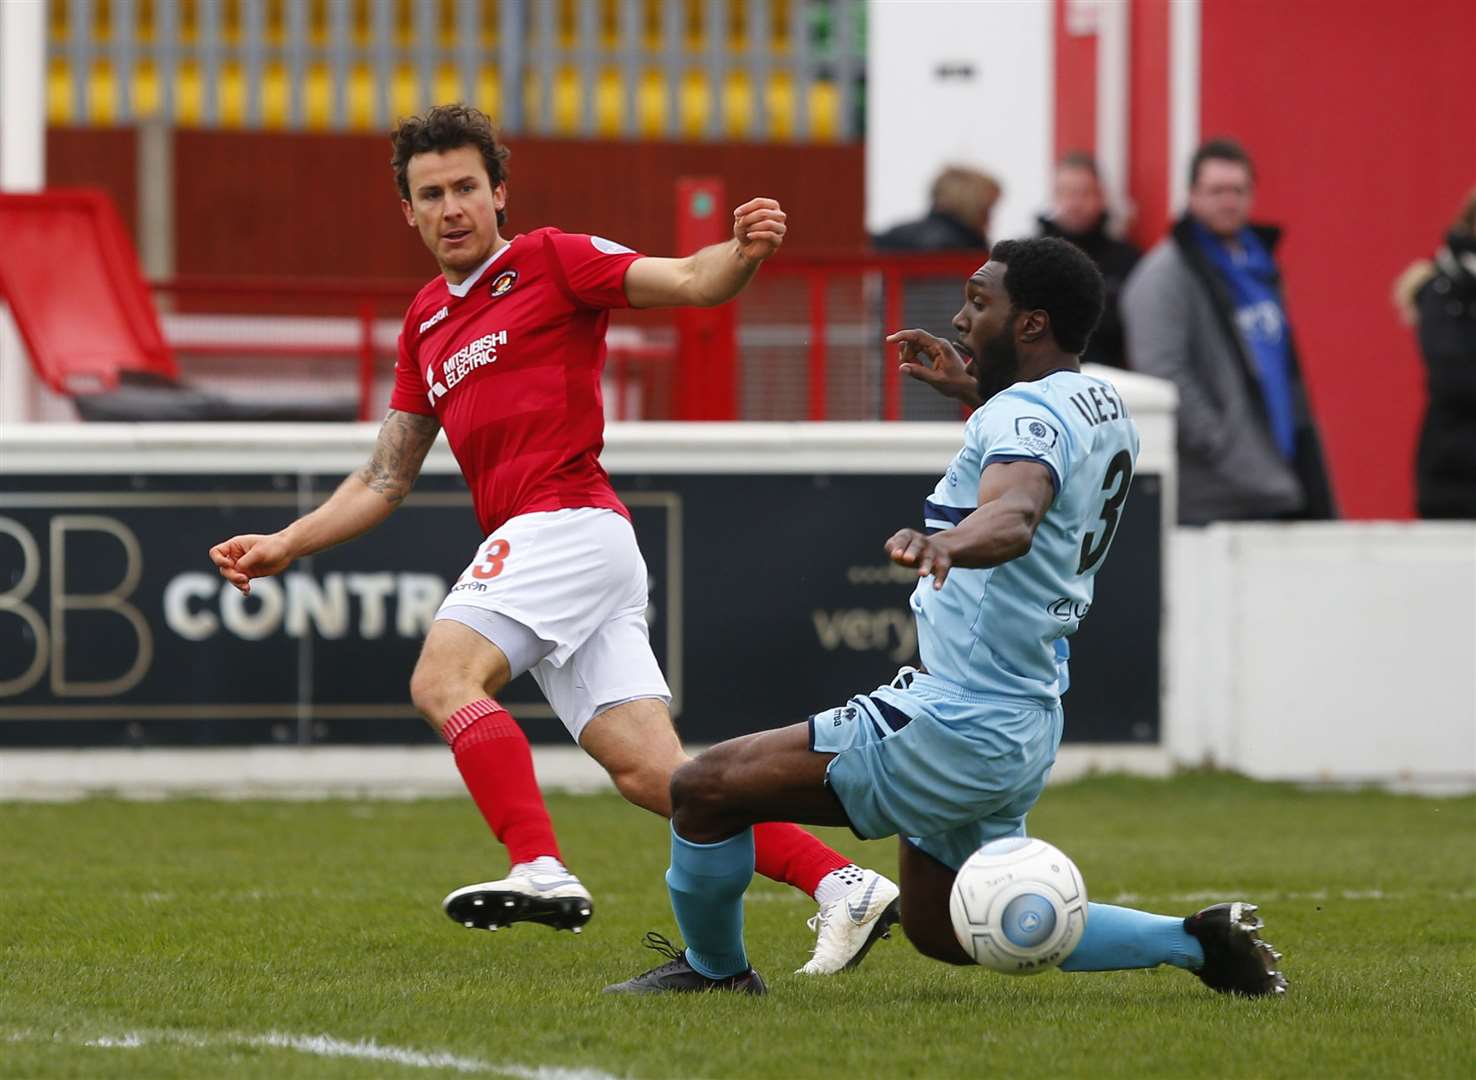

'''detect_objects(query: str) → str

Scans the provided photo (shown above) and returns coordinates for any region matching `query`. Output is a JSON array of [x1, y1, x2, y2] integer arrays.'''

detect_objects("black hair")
[[392, 103, 511, 227], [1189, 137, 1255, 188], [988, 237, 1105, 355], [1056, 150, 1099, 177]]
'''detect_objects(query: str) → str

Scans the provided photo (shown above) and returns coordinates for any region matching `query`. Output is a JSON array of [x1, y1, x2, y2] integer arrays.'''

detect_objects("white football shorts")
[[435, 507, 671, 740]]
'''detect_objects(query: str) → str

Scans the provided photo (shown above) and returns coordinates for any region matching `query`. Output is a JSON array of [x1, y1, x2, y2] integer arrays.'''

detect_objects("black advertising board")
[[0, 471, 1160, 746]]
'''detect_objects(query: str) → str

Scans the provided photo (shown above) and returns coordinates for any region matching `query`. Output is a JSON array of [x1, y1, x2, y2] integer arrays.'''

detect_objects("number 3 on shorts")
[[472, 538, 511, 580]]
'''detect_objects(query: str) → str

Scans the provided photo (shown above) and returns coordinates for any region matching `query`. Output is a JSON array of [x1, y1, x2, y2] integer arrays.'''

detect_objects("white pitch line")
[[16, 1028, 627, 1080], [250, 1031, 621, 1079]]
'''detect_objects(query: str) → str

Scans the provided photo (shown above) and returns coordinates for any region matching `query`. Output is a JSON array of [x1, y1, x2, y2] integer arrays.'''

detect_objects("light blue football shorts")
[[809, 667, 1065, 871]]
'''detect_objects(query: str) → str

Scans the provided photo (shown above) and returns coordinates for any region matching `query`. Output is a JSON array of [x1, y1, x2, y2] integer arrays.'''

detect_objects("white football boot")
[[442, 859, 594, 934], [796, 868, 902, 974]]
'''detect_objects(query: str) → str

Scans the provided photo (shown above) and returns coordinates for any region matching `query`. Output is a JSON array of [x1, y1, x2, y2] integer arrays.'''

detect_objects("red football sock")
[[753, 821, 850, 899], [441, 699, 562, 867]]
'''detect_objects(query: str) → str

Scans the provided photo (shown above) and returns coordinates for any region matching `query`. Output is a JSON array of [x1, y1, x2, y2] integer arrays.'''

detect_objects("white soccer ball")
[[949, 836, 1088, 974]]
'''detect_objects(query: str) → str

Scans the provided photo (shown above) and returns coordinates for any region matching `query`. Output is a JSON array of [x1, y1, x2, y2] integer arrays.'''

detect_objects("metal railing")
[[48, 0, 866, 140], [147, 252, 979, 423]]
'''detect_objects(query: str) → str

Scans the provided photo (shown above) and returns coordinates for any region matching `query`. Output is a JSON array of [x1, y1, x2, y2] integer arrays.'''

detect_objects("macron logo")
[[418, 306, 449, 334]]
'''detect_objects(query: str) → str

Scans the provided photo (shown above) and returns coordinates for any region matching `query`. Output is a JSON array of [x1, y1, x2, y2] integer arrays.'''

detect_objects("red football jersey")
[[389, 228, 643, 535]]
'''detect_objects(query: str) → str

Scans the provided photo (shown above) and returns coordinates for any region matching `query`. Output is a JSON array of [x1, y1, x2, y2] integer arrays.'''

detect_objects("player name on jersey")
[[1066, 384, 1128, 427]]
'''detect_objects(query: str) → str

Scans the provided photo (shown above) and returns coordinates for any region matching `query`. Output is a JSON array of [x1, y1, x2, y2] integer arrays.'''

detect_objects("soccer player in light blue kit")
[[606, 238, 1286, 997]]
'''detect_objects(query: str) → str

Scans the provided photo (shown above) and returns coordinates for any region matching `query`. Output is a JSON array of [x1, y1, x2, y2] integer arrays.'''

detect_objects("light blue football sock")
[[1058, 902, 1205, 971], [665, 825, 755, 980]]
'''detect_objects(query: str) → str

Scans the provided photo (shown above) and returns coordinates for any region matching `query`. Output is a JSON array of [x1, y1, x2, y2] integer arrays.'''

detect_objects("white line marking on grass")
[[24, 1028, 626, 1079], [251, 1031, 625, 1079], [85, 1034, 148, 1047]]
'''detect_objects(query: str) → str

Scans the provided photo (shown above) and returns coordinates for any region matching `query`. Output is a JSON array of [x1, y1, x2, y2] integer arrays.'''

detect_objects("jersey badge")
[[1014, 416, 1060, 455], [489, 269, 519, 298]]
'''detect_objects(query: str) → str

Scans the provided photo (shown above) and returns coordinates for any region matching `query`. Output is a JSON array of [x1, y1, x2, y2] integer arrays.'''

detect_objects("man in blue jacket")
[[1122, 139, 1336, 524]]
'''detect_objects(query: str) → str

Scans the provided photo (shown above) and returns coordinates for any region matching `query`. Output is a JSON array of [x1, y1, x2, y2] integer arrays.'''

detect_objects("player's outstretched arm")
[[885, 460, 1055, 588], [624, 197, 786, 309], [887, 329, 982, 410], [208, 409, 440, 595]]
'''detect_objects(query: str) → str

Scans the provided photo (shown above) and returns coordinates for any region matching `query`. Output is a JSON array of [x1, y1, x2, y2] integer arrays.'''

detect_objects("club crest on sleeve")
[[1014, 416, 1059, 454], [489, 270, 519, 298], [590, 236, 636, 255]]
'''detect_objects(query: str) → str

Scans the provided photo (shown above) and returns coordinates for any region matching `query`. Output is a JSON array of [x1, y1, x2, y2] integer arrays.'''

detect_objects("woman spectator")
[[1394, 189, 1476, 518]]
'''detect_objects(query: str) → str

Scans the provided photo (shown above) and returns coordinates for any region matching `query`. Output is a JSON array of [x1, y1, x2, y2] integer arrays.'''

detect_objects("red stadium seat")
[[0, 189, 178, 394]]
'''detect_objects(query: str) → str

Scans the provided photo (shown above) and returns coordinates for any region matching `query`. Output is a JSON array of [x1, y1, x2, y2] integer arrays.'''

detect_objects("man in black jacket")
[[1038, 152, 1139, 369], [1123, 139, 1336, 524], [872, 166, 999, 252], [873, 166, 1002, 419]]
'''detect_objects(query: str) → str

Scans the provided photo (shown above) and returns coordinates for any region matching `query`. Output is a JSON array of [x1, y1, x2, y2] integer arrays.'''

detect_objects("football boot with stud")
[[443, 862, 593, 933], [1184, 901, 1288, 997], [603, 932, 768, 995]]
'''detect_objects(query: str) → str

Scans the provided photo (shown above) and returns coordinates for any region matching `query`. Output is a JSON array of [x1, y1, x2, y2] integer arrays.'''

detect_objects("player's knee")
[[609, 760, 674, 817], [668, 758, 702, 814], [408, 659, 474, 726], [901, 907, 973, 966], [669, 756, 726, 824]]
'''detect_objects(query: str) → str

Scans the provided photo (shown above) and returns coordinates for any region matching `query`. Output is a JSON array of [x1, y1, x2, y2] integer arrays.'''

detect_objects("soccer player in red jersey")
[[208, 104, 898, 974]]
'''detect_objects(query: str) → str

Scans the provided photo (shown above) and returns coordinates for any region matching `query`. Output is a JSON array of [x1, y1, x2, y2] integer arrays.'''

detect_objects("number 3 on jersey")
[[1077, 450, 1133, 574], [471, 538, 511, 580]]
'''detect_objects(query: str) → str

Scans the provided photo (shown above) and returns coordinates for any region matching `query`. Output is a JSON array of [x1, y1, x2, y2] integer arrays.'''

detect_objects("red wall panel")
[[171, 130, 427, 279], [1200, 0, 1476, 518], [45, 127, 138, 243], [1126, 0, 1170, 250], [1053, 0, 1098, 160], [168, 131, 865, 280], [44, 127, 863, 281]]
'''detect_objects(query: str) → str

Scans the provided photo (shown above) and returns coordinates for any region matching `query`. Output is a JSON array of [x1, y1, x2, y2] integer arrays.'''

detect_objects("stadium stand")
[[45, 0, 862, 140]]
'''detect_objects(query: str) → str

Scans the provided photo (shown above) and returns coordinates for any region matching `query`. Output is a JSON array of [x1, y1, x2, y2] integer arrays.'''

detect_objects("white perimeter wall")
[[1170, 524, 1476, 789], [866, 0, 1053, 245]]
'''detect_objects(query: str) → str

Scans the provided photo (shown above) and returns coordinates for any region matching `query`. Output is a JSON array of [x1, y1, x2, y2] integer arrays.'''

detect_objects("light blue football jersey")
[[912, 369, 1140, 703]]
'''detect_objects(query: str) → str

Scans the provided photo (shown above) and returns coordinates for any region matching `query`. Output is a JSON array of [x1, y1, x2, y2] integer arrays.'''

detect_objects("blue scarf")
[[1193, 222, 1297, 459]]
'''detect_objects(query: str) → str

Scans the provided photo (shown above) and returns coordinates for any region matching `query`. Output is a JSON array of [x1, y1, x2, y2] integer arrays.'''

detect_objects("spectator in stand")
[[872, 166, 1000, 251], [874, 166, 1002, 420], [1038, 152, 1139, 369], [1122, 138, 1336, 525], [1393, 188, 1476, 519]]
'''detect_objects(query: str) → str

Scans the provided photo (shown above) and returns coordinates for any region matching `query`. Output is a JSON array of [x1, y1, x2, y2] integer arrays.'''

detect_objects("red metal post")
[[673, 177, 737, 419], [357, 302, 376, 421], [808, 273, 828, 421], [882, 269, 903, 421]]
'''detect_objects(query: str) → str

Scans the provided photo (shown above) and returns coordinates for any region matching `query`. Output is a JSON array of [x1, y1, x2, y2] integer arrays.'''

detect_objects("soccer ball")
[[949, 836, 1088, 974]]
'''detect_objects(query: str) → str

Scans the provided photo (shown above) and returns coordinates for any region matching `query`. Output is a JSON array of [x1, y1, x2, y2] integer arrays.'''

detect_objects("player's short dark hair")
[[988, 237, 1105, 355], [1056, 151, 1099, 177], [1189, 137, 1255, 187], [392, 103, 512, 227]]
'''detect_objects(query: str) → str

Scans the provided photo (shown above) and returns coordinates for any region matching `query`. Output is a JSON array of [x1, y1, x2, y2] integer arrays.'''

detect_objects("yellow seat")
[[55, 58, 842, 141]]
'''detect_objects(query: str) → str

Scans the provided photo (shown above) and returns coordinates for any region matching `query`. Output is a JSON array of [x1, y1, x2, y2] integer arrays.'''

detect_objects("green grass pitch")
[[3, 774, 1473, 1079]]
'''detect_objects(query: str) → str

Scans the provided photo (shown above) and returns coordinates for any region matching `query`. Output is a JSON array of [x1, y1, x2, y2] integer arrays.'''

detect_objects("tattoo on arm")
[[356, 410, 440, 506]]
